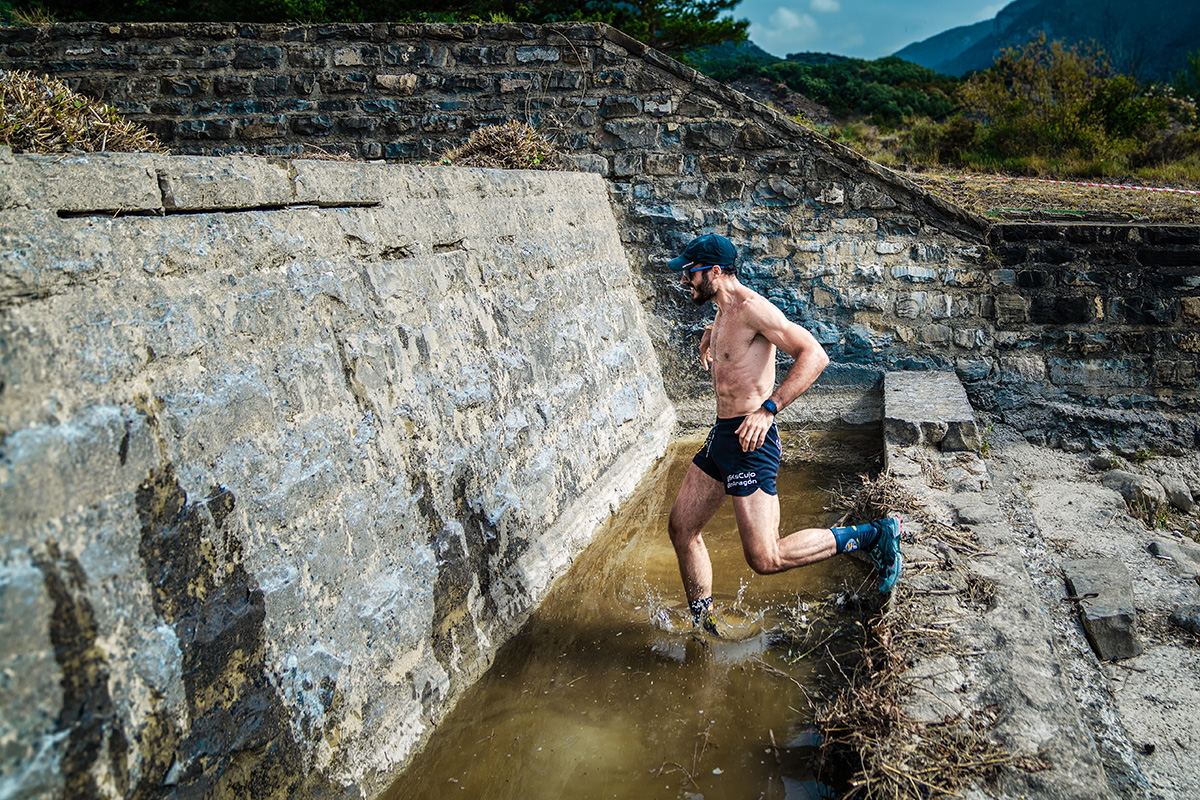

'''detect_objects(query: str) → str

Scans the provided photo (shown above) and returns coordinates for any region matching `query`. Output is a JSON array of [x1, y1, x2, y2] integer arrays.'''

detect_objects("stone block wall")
[[0, 21, 988, 406], [979, 223, 1200, 448], [0, 150, 674, 798], [1, 22, 1197, 435]]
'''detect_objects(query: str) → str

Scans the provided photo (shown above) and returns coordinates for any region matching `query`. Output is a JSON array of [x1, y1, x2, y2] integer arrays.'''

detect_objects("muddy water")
[[382, 436, 875, 800]]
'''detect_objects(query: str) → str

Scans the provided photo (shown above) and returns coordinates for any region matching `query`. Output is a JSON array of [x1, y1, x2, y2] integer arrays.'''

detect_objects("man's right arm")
[[699, 325, 713, 371]]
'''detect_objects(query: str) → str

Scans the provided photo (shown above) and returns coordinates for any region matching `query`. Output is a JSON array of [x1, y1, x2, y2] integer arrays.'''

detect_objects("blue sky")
[[734, 0, 1009, 59]]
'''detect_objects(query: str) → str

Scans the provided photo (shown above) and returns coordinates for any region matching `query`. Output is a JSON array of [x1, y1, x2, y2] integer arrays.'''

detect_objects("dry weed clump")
[[0, 70, 168, 155], [830, 471, 978, 554], [442, 120, 564, 171], [815, 607, 1047, 799], [295, 143, 356, 162], [817, 471, 1047, 798]]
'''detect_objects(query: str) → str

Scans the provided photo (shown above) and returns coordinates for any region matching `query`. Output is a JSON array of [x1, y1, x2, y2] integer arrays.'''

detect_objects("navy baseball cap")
[[668, 233, 737, 271]]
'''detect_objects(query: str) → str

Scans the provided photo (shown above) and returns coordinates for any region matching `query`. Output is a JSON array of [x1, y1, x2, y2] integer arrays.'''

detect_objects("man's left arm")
[[736, 300, 830, 452]]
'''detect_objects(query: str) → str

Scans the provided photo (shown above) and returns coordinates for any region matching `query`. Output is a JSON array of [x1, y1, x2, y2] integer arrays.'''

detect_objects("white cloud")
[[768, 7, 809, 31], [810, 0, 841, 13], [752, 9, 820, 55]]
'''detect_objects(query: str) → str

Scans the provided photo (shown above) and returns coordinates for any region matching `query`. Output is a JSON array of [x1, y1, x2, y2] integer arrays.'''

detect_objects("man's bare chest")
[[711, 317, 768, 363]]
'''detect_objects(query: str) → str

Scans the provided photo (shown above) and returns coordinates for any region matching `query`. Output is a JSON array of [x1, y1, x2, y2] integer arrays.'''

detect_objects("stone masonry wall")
[[0, 150, 674, 799], [982, 223, 1200, 450], [0, 22, 986, 403], [3, 22, 1196, 445]]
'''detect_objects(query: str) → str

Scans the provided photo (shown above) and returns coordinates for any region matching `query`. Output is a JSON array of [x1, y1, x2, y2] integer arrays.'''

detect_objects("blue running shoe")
[[870, 515, 903, 593]]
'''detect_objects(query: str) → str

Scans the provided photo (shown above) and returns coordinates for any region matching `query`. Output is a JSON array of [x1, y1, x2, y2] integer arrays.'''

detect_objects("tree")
[[956, 35, 1168, 161], [549, 0, 748, 53], [13, 0, 748, 53]]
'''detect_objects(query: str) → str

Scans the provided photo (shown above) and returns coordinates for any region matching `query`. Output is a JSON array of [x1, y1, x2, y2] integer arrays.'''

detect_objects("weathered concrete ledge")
[[0, 152, 674, 798], [884, 370, 1200, 799], [884, 371, 1111, 799]]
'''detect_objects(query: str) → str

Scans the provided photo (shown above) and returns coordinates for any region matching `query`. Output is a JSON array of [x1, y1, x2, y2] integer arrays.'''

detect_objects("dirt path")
[[903, 170, 1200, 225], [988, 431, 1200, 799]]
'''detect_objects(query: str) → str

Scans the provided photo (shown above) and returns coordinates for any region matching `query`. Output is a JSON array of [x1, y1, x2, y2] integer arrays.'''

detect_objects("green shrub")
[[760, 56, 955, 125], [957, 36, 1171, 167], [1175, 50, 1200, 102]]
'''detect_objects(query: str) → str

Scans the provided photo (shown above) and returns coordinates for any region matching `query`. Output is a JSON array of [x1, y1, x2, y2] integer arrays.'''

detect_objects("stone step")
[[883, 370, 980, 452]]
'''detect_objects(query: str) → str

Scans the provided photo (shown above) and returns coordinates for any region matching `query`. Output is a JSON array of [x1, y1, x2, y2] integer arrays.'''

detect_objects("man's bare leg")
[[731, 490, 837, 574], [667, 464, 727, 603]]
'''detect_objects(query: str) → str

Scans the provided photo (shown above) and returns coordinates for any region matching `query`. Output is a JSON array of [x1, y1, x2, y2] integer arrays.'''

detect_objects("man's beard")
[[691, 271, 715, 305]]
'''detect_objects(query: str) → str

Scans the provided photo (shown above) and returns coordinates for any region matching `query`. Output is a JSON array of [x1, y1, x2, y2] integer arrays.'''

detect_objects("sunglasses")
[[684, 262, 714, 273]]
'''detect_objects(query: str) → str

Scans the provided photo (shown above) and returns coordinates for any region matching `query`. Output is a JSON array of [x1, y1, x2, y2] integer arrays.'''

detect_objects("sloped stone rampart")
[[2, 23, 1198, 445], [0, 151, 674, 798]]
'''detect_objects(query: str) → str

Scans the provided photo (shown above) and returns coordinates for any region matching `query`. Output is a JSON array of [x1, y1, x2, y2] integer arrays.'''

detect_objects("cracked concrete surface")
[[881, 370, 1200, 800], [989, 431, 1200, 800]]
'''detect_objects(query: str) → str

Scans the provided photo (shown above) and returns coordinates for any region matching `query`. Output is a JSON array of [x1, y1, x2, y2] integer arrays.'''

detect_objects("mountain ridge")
[[893, 0, 1200, 80]]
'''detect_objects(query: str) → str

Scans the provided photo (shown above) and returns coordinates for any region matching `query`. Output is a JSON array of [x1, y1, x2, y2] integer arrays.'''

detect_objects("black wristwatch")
[[761, 399, 778, 415]]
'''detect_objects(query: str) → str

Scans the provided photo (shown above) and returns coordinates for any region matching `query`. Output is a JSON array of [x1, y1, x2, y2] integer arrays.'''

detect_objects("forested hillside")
[[686, 36, 1200, 186]]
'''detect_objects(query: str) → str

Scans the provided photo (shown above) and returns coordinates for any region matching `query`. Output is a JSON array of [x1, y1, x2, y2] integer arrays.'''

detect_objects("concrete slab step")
[[883, 370, 980, 452]]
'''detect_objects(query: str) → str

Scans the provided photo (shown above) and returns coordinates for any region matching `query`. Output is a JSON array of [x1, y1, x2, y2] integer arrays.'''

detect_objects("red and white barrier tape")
[[966, 174, 1200, 196]]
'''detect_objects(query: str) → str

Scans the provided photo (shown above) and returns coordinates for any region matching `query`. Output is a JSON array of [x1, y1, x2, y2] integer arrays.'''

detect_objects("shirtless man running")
[[666, 233, 902, 634]]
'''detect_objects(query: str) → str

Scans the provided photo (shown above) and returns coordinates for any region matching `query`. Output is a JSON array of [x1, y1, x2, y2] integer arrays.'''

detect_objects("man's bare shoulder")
[[735, 287, 789, 329]]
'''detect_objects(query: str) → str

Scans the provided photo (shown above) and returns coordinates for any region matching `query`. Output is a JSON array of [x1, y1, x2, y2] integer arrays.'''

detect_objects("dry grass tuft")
[[828, 471, 919, 526], [964, 574, 999, 610], [295, 143, 356, 162], [817, 472, 1047, 798], [829, 472, 975, 552], [442, 120, 565, 171], [817, 644, 1050, 800], [0, 70, 168, 155]]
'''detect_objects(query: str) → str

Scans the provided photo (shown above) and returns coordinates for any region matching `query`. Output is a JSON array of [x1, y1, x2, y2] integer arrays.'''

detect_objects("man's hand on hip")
[[736, 409, 774, 452]]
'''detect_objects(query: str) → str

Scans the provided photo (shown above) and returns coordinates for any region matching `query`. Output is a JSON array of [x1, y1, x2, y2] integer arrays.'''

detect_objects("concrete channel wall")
[[0, 151, 674, 799], [2, 22, 1198, 447]]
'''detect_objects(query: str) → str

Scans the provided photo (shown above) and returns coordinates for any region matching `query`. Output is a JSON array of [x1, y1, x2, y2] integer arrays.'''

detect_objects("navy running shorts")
[[692, 416, 781, 497]]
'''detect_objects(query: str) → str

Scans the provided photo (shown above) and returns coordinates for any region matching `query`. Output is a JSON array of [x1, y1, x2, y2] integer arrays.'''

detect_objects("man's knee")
[[744, 548, 783, 575], [667, 509, 697, 548]]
